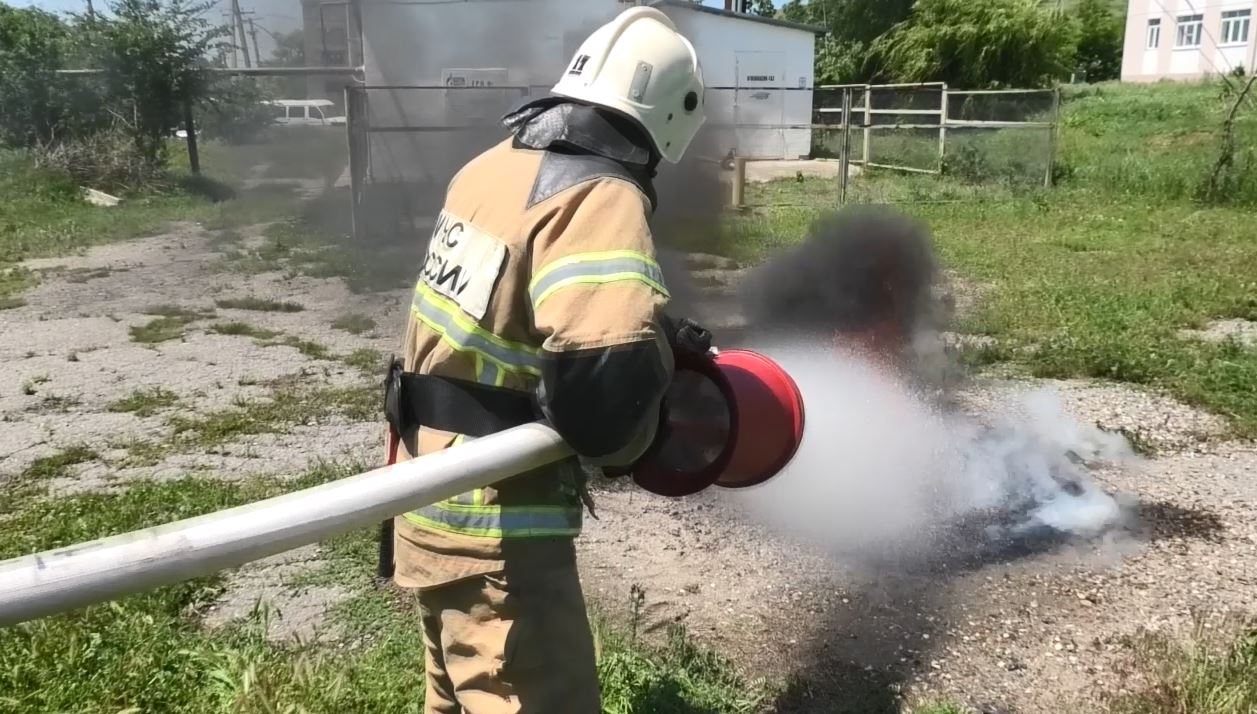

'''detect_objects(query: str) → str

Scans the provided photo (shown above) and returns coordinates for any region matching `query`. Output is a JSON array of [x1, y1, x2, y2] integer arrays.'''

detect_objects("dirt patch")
[[578, 376, 1257, 713], [1179, 318, 1257, 348], [201, 545, 351, 643], [956, 379, 1230, 455]]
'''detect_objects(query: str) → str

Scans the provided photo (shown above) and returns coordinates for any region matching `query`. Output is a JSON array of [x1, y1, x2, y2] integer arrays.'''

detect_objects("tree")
[[85, 0, 229, 165], [872, 0, 1078, 88], [1073, 0, 1124, 82], [265, 28, 304, 67], [262, 27, 305, 98], [748, 0, 775, 17], [780, 0, 915, 84]]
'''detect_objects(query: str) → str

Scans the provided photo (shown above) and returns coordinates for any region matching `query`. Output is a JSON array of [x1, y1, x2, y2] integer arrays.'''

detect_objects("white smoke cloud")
[[726, 339, 1137, 566]]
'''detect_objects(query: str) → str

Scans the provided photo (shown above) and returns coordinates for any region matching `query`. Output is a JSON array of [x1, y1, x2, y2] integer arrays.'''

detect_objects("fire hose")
[[0, 348, 804, 628]]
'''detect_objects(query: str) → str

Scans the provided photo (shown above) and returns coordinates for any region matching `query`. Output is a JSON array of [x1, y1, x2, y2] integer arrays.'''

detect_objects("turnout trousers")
[[416, 559, 601, 714]]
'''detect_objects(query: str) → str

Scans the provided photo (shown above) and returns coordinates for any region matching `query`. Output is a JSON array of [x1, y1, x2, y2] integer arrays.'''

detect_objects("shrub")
[[0, 6, 107, 148], [31, 128, 166, 192]]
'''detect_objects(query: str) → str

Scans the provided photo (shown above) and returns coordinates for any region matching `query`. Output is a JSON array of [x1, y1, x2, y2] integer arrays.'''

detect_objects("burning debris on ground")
[[728, 206, 1139, 572]]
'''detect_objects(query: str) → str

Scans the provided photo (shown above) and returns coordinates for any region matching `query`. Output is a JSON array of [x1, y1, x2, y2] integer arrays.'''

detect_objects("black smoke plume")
[[738, 206, 940, 344]]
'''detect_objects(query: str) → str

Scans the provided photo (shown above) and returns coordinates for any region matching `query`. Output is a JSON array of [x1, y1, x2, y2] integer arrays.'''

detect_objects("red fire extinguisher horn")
[[712, 349, 805, 489], [631, 348, 805, 497]]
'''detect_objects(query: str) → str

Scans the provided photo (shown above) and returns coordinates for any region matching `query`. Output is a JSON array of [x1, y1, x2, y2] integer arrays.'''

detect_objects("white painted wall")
[[658, 5, 816, 159]]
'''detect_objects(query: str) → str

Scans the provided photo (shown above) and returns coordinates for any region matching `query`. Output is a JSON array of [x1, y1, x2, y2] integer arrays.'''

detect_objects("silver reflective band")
[[530, 256, 668, 308]]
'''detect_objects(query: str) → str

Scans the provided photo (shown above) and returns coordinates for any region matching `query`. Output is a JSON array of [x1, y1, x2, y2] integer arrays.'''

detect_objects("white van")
[[264, 99, 347, 127]]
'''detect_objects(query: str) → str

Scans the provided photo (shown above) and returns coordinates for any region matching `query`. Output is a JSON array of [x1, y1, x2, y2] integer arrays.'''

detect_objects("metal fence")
[[803, 83, 1061, 206], [345, 84, 536, 242], [337, 81, 1062, 241]]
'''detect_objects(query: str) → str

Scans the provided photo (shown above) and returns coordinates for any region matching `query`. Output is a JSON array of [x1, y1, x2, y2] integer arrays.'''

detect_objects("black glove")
[[659, 313, 713, 358], [601, 397, 671, 478]]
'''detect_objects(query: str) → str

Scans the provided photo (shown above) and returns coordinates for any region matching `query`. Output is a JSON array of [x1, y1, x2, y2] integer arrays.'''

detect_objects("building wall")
[[1122, 0, 1257, 82], [657, 7, 815, 159]]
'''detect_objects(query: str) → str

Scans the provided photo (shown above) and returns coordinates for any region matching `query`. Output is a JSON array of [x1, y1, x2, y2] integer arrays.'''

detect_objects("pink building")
[[1121, 0, 1256, 81]]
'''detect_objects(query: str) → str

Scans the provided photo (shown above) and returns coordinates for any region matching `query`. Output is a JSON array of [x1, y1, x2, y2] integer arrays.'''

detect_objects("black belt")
[[377, 358, 540, 584], [384, 358, 539, 439]]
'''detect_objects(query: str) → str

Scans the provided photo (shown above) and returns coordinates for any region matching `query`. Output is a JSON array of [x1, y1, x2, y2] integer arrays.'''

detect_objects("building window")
[[1176, 14, 1203, 48], [1222, 9, 1251, 45], [1147, 18, 1161, 49]]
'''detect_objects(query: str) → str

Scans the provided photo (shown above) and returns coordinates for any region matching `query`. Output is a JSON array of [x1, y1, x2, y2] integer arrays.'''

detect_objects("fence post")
[[862, 84, 871, 168], [182, 98, 200, 175], [938, 84, 948, 175], [1044, 86, 1062, 188], [345, 85, 365, 241], [839, 88, 851, 205], [732, 157, 746, 209]]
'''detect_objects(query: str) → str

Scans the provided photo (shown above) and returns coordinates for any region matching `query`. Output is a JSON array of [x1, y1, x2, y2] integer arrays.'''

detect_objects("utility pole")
[[221, 11, 239, 68], [248, 18, 262, 67], [230, 0, 253, 68], [85, 0, 95, 20]]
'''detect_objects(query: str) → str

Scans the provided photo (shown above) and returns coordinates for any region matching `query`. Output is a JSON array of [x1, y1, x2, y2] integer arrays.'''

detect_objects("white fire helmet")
[[551, 6, 706, 164]]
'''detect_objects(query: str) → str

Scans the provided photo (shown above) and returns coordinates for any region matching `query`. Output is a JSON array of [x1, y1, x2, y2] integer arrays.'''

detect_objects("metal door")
[[734, 51, 786, 159]]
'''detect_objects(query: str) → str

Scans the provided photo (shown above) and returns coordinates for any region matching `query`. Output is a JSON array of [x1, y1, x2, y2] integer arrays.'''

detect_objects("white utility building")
[[350, 0, 822, 187]]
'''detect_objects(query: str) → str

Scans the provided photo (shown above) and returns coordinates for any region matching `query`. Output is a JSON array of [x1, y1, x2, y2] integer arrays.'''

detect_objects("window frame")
[[1221, 9, 1251, 46], [1147, 18, 1162, 49], [1175, 13, 1204, 49]]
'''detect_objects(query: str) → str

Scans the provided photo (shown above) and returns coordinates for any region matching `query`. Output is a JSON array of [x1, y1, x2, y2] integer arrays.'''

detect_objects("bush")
[[873, 0, 1078, 89], [0, 6, 106, 147], [31, 129, 166, 193]]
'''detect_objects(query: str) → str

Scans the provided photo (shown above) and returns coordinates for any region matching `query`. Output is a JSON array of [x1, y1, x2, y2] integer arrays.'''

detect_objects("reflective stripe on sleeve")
[[404, 502, 583, 538], [411, 283, 541, 379], [529, 250, 669, 309]]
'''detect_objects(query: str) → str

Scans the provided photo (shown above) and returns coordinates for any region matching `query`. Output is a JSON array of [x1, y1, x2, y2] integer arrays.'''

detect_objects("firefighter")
[[382, 7, 707, 713]]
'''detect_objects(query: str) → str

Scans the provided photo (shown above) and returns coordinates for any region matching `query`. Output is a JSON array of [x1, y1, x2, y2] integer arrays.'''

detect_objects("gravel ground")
[[2, 225, 1255, 713]]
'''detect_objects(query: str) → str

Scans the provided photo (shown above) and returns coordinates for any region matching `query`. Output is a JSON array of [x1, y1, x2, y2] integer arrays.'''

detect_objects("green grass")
[[0, 465, 768, 714], [720, 81, 1257, 437], [1110, 619, 1257, 714], [0, 139, 328, 307], [19, 446, 98, 481], [107, 388, 179, 417], [129, 305, 216, 343], [215, 297, 304, 313], [269, 335, 333, 360], [210, 321, 280, 339], [130, 316, 196, 344], [167, 384, 376, 449], [344, 347, 386, 375], [1059, 81, 1257, 205], [332, 313, 377, 335], [729, 179, 1257, 436]]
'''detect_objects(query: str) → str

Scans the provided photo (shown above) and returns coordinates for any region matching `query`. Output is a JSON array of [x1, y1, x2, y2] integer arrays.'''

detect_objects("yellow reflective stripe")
[[529, 250, 669, 308], [403, 503, 582, 538], [410, 283, 541, 377]]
